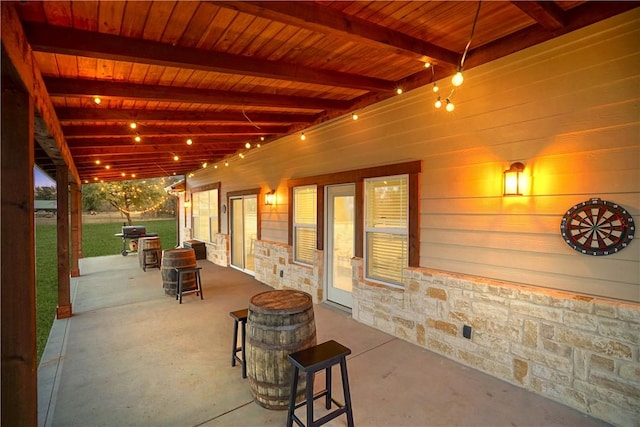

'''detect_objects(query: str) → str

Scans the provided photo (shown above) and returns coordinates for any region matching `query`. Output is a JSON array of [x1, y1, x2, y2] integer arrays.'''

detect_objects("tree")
[[35, 186, 57, 200], [82, 178, 174, 225]]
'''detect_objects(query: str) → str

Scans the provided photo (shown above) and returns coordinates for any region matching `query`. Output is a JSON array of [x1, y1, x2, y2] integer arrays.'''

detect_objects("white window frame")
[[364, 174, 409, 287], [191, 188, 219, 242], [293, 185, 317, 266]]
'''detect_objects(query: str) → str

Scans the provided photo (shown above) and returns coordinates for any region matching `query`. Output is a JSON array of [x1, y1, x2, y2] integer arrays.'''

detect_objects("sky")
[[34, 166, 55, 187]]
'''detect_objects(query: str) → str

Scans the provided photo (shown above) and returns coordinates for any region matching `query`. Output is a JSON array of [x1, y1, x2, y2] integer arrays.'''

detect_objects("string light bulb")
[[186, 138, 193, 145], [445, 99, 455, 112], [214, 165, 218, 169], [134, 134, 141, 142], [352, 112, 358, 121], [424, 62, 431, 69], [434, 97, 442, 109], [245, 142, 251, 149], [239, 153, 245, 159], [173, 155, 179, 161], [93, 96, 101, 105], [451, 71, 464, 87], [300, 132, 306, 141], [396, 88, 403, 95], [129, 122, 137, 129], [95, 159, 101, 165], [224, 161, 229, 167], [202, 162, 208, 168], [432, 83, 439, 93]]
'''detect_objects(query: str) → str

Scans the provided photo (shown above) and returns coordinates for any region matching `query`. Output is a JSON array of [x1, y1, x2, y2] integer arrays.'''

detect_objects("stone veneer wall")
[[203, 233, 229, 267], [254, 240, 324, 302], [350, 258, 639, 427], [249, 240, 639, 425]]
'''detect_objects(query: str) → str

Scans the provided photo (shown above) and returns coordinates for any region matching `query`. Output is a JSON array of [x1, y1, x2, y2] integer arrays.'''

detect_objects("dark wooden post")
[[1, 58, 37, 427], [70, 182, 82, 277], [56, 165, 72, 319]]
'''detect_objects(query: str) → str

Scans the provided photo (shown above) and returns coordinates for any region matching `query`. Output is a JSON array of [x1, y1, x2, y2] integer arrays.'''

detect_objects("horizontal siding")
[[188, 9, 640, 302]]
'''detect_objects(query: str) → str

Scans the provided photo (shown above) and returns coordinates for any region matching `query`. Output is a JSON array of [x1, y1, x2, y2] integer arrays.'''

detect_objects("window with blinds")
[[364, 175, 408, 285], [191, 188, 218, 242], [293, 185, 317, 265]]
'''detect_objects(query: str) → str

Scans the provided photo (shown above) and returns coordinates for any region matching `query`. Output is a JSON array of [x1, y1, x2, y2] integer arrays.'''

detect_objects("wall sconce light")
[[264, 190, 276, 206], [503, 162, 525, 196], [184, 199, 191, 209]]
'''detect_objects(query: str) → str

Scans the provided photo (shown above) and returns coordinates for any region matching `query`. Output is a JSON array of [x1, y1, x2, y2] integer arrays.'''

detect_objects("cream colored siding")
[[188, 9, 639, 302]]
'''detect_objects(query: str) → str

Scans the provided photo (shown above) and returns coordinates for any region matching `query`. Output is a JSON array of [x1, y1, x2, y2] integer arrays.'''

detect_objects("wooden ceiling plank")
[[55, 107, 318, 124], [464, 1, 639, 69], [1, 2, 79, 184], [68, 137, 248, 148], [44, 77, 352, 111], [119, 1, 152, 39], [511, 1, 565, 30], [160, 1, 200, 45], [212, 1, 460, 66], [61, 124, 290, 138], [142, 1, 176, 41], [70, 0, 99, 32], [97, 0, 125, 36], [24, 23, 393, 92]]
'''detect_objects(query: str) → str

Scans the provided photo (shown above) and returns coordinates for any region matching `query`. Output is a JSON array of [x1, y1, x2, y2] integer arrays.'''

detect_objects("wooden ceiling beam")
[[511, 1, 565, 30], [44, 77, 351, 111], [212, 1, 460, 67], [55, 108, 319, 124], [67, 137, 248, 148], [71, 146, 238, 157], [24, 22, 392, 93], [61, 124, 287, 138], [463, 1, 639, 69], [1, 3, 80, 184]]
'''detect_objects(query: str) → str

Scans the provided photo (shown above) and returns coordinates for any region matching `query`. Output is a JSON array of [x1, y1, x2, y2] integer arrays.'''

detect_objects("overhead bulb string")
[[242, 106, 262, 129], [460, 0, 482, 70]]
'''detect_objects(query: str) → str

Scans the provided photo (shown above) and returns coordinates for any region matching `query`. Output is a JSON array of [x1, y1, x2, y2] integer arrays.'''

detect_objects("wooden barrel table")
[[247, 290, 316, 410], [160, 248, 196, 296], [138, 237, 162, 270]]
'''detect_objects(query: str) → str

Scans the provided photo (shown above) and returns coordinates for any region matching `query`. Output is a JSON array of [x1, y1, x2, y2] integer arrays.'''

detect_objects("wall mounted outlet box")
[[463, 325, 472, 339], [279, 270, 284, 278]]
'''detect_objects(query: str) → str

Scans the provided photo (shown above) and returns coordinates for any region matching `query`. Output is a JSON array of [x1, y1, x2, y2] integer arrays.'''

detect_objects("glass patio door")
[[325, 184, 355, 308], [230, 195, 257, 274]]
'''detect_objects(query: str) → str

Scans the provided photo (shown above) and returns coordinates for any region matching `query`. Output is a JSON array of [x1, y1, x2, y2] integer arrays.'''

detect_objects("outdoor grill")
[[115, 225, 158, 256]]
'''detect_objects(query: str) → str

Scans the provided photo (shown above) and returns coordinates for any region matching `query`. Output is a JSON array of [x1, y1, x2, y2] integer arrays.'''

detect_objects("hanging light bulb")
[[434, 96, 442, 109], [451, 71, 464, 87], [239, 153, 245, 159], [129, 122, 137, 129], [93, 96, 101, 105], [256, 143, 261, 148], [245, 142, 251, 149], [134, 134, 141, 142], [352, 112, 358, 121], [173, 155, 179, 161], [214, 165, 218, 169], [105, 165, 110, 170], [432, 82, 439, 93], [186, 138, 193, 145], [224, 161, 229, 167], [202, 162, 208, 168], [446, 99, 455, 112], [424, 62, 431, 69], [300, 132, 306, 141], [260, 136, 265, 141], [95, 159, 101, 165], [396, 88, 403, 95]]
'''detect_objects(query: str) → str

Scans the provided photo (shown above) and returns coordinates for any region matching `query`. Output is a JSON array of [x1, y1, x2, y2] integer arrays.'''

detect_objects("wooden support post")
[[56, 165, 72, 319], [1, 57, 37, 427], [70, 182, 82, 277]]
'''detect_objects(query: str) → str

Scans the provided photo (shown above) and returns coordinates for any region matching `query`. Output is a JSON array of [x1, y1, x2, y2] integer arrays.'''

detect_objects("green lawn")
[[36, 219, 177, 361]]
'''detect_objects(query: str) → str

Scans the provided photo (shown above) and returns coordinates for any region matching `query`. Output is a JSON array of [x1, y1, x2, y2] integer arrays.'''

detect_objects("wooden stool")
[[230, 308, 248, 378], [174, 266, 203, 304], [142, 248, 161, 271], [286, 340, 354, 427]]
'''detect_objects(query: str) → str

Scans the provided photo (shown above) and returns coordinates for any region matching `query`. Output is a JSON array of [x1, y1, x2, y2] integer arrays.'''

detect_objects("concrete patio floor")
[[38, 255, 611, 427]]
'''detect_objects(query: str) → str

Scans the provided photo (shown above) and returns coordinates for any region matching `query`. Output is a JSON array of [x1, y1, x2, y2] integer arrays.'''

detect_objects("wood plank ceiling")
[[11, 0, 639, 183]]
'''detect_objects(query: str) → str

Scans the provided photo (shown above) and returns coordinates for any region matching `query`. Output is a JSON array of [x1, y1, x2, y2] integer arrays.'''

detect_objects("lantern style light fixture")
[[184, 199, 192, 209], [264, 190, 276, 206], [503, 162, 525, 196]]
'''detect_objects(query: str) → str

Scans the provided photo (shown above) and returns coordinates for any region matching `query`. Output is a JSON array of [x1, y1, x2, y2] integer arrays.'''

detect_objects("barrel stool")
[[230, 308, 248, 378], [286, 340, 354, 427], [174, 266, 203, 304]]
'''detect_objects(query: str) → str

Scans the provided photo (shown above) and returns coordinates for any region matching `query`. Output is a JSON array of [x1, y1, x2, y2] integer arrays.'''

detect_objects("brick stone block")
[[590, 354, 615, 373], [514, 358, 529, 385], [523, 319, 538, 347], [555, 327, 633, 359], [510, 300, 562, 322], [426, 286, 447, 300]]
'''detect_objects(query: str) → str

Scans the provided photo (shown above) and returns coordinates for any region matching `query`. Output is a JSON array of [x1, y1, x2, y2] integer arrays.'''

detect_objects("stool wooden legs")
[[286, 340, 354, 427], [230, 309, 248, 378], [174, 267, 203, 304]]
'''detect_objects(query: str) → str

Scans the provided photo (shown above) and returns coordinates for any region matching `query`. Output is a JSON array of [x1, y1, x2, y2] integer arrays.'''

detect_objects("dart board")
[[560, 198, 634, 256]]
